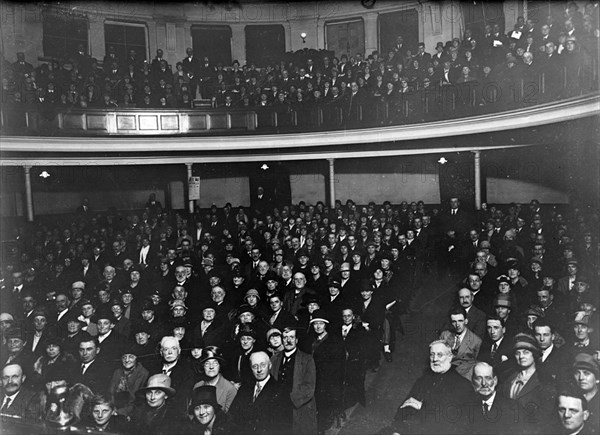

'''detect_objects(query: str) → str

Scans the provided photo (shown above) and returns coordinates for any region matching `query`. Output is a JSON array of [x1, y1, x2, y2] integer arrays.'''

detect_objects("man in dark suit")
[[389, 340, 473, 434], [0, 363, 38, 420], [270, 327, 317, 434], [93, 311, 123, 370], [252, 186, 270, 218], [340, 307, 367, 408], [146, 336, 194, 418], [74, 336, 112, 396], [534, 319, 567, 384], [267, 293, 297, 331], [466, 361, 519, 434], [229, 350, 287, 434], [458, 287, 487, 340], [478, 317, 513, 382]]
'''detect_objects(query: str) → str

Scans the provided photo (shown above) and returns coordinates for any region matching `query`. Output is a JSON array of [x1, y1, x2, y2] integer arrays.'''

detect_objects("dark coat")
[[229, 376, 287, 435], [270, 349, 317, 434], [0, 386, 39, 421], [391, 367, 473, 434]]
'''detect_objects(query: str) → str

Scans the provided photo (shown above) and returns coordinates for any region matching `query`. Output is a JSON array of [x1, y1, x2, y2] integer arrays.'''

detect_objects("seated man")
[[389, 340, 472, 434], [553, 388, 592, 435], [0, 363, 38, 421], [466, 361, 519, 434], [439, 307, 482, 380]]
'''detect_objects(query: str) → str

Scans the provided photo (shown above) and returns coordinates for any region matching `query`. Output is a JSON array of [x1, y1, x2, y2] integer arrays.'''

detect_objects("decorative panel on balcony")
[[188, 114, 208, 131], [210, 113, 228, 130], [86, 115, 108, 131], [62, 114, 85, 129], [160, 115, 179, 130], [139, 115, 159, 130], [116, 115, 136, 130]]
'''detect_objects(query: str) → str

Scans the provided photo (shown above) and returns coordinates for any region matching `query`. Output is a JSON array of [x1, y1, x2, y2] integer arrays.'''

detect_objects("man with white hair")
[[148, 336, 194, 417], [389, 340, 472, 434]]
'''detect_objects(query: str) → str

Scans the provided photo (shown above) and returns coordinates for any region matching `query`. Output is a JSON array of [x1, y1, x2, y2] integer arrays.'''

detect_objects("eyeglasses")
[[251, 362, 269, 370]]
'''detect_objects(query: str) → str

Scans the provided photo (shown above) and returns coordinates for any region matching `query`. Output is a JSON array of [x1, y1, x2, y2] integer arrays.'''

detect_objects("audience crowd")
[[0, 190, 598, 434], [1, 2, 598, 122]]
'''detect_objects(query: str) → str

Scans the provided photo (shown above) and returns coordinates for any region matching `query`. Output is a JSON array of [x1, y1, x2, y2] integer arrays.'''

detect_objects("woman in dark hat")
[[223, 324, 259, 389], [192, 346, 237, 413], [107, 346, 149, 417], [306, 310, 345, 433], [181, 385, 237, 435], [31, 333, 78, 389]]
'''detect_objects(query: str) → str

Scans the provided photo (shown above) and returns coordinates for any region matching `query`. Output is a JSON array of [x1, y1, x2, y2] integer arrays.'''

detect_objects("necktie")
[[491, 343, 498, 358], [1, 397, 12, 412], [81, 363, 87, 374], [482, 402, 489, 415], [510, 380, 524, 399], [253, 383, 262, 402], [453, 335, 461, 354]]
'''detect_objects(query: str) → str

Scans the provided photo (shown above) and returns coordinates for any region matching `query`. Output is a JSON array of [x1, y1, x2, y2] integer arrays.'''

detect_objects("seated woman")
[[192, 346, 237, 413], [31, 333, 78, 389], [181, 385, 237, 435], [130, 374, 177, 434], [108, 348, 149, 417]]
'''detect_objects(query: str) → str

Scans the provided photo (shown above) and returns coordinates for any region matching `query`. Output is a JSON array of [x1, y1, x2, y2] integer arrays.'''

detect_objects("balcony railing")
[[1, 66, 597, 137]]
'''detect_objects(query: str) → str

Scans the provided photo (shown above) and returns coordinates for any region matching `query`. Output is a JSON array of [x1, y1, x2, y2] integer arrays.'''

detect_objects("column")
[[364, 13, 379, 55], [327, 158, 336, 207], [230, 24, 246, 66], [88, 17, 106, 59], [186, 163, 195, 214], [24, 165, 34, 222], [472, 151, 482, 209]]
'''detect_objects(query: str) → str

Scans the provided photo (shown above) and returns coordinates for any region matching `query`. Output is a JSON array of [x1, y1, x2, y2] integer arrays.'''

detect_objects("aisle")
[[334, 276, 459, 434]]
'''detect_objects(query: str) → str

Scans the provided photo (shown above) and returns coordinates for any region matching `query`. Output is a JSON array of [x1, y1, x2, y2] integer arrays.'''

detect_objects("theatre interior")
[[0, 0, 599, 434]]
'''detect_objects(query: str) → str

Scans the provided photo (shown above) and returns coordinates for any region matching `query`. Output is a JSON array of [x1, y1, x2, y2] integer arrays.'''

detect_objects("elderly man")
[[284, 272, 313, 317], [466, 362, 518, 434], [0, 363, 38, 420], [270, 327, 317, 434], [389, 340, 472, 434], [148, 336, 194, 417], [439, 307, 482, 380], [229, 351, 286, 434]]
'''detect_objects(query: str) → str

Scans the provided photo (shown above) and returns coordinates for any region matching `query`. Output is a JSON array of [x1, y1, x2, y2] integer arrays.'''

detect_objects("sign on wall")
[[189, 176, 201, 200]]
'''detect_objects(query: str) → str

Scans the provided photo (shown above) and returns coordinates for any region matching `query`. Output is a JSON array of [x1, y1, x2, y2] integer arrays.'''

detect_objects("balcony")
[[1, 68, 598, 140]]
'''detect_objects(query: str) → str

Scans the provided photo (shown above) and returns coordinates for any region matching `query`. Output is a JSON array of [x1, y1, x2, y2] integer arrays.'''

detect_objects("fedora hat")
[[138, 374, 176, 396]]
